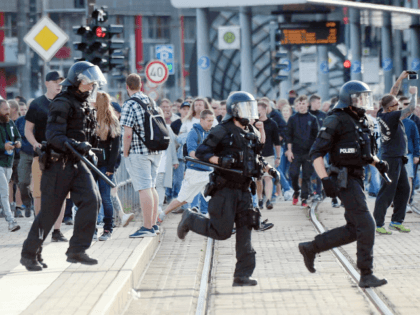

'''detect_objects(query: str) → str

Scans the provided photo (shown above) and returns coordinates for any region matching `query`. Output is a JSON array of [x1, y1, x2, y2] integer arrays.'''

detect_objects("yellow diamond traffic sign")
[[34, 26, 59, 51], [24, 16, 69, 62]]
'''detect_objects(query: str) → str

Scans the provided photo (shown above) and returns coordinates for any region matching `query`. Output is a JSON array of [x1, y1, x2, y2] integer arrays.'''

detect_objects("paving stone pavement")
[[0, 214, 153, 315], [124, 213, 207, 315], [206, 201, 378, 315], [317, 195, 420, 315]]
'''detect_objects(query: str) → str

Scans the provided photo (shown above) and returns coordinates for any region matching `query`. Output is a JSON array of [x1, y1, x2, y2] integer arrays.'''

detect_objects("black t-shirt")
[[260, 117, 281, 157], [377, 108, 407, 158], [170, 119, 182, 135], [25, 95, 51, 143]]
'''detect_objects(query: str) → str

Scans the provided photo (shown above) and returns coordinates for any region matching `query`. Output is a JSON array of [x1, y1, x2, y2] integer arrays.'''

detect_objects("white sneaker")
[[121, 213, 135, 227], [283, 190, 294, 201], [407, 205, 413, 213], [8, 221, 20, 232]]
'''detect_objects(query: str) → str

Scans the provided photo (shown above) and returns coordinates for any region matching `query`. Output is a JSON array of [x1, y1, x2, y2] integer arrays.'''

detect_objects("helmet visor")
[[77, 65, 107, 87], [235, 100, 259, 120], [350, 91, 373, 111]]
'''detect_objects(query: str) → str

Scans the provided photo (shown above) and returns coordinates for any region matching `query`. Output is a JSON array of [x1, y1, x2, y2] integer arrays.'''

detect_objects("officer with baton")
[[298, 80, 389, 288], [21, 61, 105, 271], [177, 91, 280, 287]]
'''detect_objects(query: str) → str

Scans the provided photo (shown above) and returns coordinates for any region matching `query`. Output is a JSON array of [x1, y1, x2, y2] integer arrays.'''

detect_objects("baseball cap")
[[111, 101, 122, 113], [180, 101, 191, 109], [46, 71, 64, 82]]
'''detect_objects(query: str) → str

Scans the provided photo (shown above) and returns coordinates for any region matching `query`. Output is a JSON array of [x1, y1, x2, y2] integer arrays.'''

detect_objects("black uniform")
[[308, 108, 377, 275], [21, 89, 101, 260], [187, 120, 264, 278]]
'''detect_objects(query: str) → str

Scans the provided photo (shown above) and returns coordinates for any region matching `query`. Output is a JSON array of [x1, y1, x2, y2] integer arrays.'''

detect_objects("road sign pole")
[[382, 12, 393, 93], [350, 8, 362, 81]]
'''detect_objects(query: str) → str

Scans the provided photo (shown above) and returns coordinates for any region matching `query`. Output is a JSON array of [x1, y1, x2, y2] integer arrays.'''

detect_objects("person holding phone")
[[0, 100, 22, 232], [374, 71, 417, 234]]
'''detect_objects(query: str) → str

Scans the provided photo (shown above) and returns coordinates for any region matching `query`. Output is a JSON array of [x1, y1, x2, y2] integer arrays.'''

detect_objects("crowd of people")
[[0, 60, 416, 286], [3, 70, 420, 238]]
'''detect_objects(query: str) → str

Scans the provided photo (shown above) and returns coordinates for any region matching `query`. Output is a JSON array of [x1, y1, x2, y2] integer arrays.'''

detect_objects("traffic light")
[[271, 51, 289, 86], [343, 59, 351, 82], [72, 7, 125, 73]]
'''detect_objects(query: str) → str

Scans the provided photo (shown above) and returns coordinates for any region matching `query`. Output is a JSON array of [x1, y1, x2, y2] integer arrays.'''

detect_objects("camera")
[[407, 71, 418, 80]]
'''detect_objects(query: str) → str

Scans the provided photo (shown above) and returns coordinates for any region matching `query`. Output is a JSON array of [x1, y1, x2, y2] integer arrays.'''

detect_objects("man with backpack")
[[158, 109, 215, 222], [121, 74, 169, 238]]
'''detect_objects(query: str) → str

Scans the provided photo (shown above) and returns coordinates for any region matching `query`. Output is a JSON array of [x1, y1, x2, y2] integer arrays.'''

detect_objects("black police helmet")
[[60, 61, 103, 87], [334, 80, 371, 109], [224, 91, 258, 121]]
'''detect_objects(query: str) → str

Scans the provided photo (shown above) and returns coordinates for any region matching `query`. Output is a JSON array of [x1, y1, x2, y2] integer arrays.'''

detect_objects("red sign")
[[145, 60, 169, 85]]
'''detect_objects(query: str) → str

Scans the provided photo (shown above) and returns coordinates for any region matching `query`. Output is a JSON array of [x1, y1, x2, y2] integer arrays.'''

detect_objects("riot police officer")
[[20, 61, 104, 271], [298, 81, 388, 288], [177, 91, 280, 286]]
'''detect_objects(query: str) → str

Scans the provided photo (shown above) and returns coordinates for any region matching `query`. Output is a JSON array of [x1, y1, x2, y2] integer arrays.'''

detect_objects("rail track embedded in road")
[[309, 201, 395, 315]]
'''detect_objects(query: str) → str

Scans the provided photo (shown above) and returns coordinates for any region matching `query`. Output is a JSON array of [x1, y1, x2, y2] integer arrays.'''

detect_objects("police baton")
[[379, 171, 392, 185], [64, 142, 116, 188], [184, 156, 243, 175]]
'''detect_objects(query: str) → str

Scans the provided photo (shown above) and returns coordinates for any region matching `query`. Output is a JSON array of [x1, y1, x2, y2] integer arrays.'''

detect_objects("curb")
[[90, 233, 161, 315]]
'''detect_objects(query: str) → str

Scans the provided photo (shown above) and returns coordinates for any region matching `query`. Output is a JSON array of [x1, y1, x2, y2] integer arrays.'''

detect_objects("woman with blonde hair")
[[92, 91, 121, 241], [179, 97, 218, 134]]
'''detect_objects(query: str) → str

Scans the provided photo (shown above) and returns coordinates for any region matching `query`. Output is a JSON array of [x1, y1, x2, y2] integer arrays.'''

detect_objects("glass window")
[[143, 16, 170, 40], [5, 13, 17, 37]]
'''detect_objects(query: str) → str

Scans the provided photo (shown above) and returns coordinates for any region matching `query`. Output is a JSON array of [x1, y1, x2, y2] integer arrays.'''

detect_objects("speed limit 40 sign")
[[145, 60, 169, 85]]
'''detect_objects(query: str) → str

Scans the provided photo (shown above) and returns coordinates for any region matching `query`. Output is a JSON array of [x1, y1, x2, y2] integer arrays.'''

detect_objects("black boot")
[[298, 242, 317, 273], [233, 276, 258, 287], [20, 257, 43, 271], [66, 252, 98, 265], [177, 209, 193, 240], [359, 274, 388, 288]]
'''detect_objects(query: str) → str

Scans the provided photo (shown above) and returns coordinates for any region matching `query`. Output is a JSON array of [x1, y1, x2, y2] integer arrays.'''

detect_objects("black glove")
[[322, 177, 337, 198], [376, 160, 389, 174], [87, 150, 98, 166], [218, 156, 235, 169], [69, 140, 92, 156], [268, 168, 280, 185]]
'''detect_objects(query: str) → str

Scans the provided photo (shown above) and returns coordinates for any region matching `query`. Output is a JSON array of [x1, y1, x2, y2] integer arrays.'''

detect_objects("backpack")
[[183, 127, 202, 157], [129, 96, 170, 152]]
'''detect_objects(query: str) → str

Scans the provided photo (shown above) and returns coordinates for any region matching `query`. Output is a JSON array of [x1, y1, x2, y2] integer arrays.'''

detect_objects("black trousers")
[[312, 177, 375, 274], [22, 160, 101, 259], [186, 187, 256, 278], [289, 153, 313, 200], [373, 157, 410, 227]]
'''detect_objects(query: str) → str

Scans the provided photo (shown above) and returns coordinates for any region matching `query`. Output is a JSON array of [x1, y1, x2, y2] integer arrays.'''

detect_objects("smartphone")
[[408, 71, 418, 80]]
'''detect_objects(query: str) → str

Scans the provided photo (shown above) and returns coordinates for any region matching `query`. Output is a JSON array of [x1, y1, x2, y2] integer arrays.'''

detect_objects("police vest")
[[54, 92, 97, 146], [215, 120, 264, 180], [329, 111, 375, 167]]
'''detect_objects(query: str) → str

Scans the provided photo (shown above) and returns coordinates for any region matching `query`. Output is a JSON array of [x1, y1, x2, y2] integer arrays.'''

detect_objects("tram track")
[[309, 200, 395, 315]]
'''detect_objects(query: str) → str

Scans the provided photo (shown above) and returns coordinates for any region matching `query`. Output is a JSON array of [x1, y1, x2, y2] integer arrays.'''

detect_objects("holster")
[[328, 165, 348, 190], [235, 207, 261, 230], [204, 173, 218, 197]]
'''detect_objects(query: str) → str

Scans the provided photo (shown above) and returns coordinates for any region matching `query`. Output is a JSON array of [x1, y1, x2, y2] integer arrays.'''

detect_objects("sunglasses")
[[403, 103, 410, 106], [389, 102, 399, 108]]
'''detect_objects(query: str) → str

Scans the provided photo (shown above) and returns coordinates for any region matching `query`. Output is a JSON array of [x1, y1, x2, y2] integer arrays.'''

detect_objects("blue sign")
[[283, 59, 291, 73], [198, 56, 210, 71], [351, 60, 362, 74], [382, 58, 393, 72], [320, 61, 329, 74], [412, 58, 420, 71], [156, 45, 175, 75]]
